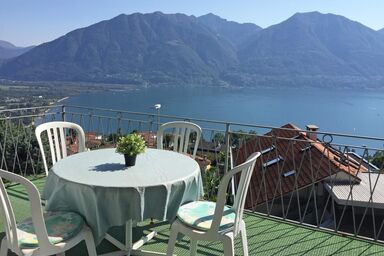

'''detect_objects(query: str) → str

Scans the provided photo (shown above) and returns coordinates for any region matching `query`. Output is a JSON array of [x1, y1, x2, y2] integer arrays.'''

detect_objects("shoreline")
[[43, 96, 70, 114], [57, 96, 69, 103]]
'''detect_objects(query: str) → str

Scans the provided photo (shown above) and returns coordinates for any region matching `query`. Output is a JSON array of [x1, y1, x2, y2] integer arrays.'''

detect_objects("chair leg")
[[84, 228, 98, 256], [240, 221, 249, 256], [0, 238, 8, 256], [222, 234, 234, 256], [166, 228, 178, 256], [190, 239, 198, 256]]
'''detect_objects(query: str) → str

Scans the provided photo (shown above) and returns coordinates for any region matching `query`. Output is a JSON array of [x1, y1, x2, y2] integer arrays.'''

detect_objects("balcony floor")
[[1, 177, 384, 255]]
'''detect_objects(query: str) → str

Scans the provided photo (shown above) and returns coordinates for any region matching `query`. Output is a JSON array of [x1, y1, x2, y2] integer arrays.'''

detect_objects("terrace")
[[1, 105, 384, 255]]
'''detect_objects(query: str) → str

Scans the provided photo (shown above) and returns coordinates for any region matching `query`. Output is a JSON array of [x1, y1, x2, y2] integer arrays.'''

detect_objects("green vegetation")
[[0, 119, 42, 175], [203, 164, 220, 201], [371, 151, 384, 171], [116, 133, 146, 156], [0, 80, 138, 110]]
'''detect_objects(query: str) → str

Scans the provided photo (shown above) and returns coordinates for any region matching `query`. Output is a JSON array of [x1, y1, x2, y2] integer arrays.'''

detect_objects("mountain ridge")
[[0, 12, 237, 85], [1, 11, 384, 88], [0, 40, 34, 60], [234, 11, 384, 87], [197, 13, 261, 49]]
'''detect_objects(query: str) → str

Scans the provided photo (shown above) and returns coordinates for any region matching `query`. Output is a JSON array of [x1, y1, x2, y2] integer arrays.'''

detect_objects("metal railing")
[[1, 104, 384, 243]]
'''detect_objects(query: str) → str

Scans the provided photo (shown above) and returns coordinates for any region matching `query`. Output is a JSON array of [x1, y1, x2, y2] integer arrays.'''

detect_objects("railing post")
[[149, 114, 154, 133], [117, 112, 122, 134], [61, 105, 66, 121], [224, 123, 235, 204], [155, 103, 161, 131], [224, 123, 231, 174]]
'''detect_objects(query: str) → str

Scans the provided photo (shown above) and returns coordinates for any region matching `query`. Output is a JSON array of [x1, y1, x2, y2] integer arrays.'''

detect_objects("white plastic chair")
[[35, 121, 86, 176], [0, 169, 97, 256], [166, 152, 261, 256], [157, 121, 202, 159]]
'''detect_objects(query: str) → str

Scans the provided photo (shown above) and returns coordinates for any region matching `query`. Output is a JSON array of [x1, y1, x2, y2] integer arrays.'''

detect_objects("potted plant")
[[116, 133, 146, 167]]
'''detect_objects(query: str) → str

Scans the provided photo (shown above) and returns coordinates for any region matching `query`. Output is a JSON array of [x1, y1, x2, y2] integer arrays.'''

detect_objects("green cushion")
[[177, 201, 235, 231], [17, 211, 85, 248]]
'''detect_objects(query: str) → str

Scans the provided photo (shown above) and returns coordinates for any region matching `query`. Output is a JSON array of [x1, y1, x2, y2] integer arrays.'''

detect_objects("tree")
[[371, 151, 384, 171], [107, 128, 122, 143], [212, 132, 225, 145], [230, 130, 257, 148], [0, 119, 42, 175]]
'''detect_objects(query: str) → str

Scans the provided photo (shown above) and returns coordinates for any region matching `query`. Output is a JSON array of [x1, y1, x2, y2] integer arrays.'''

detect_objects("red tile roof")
[[85, 131, 98, 141], [138, 131, 156, 148], [233, 123, 367, 209]]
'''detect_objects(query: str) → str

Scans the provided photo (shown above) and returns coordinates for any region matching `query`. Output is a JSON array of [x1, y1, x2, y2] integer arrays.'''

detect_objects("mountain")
[[0, 12, 237, 85], [1, 12, 384, 88], [235, 12, 384, 87], [0, 40, 34, 59], [0, 40, 17, 48], [197, 13, 261, 49]]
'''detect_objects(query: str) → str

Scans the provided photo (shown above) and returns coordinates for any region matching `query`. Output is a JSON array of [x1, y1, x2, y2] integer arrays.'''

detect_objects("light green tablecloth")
[[42, 148, 203, 244]]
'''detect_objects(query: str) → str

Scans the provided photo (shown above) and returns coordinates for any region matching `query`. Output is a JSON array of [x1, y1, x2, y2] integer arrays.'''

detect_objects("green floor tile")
[[1, 177, 384, 255]]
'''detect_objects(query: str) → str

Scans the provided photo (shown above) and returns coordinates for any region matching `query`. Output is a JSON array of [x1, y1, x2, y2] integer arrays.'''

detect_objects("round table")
[[42, 148, 203, 245]]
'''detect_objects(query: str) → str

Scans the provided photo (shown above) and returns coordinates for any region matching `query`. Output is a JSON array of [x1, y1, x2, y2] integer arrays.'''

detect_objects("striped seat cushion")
[[17, 211, 84, 248], [177, 201, 235, 231]]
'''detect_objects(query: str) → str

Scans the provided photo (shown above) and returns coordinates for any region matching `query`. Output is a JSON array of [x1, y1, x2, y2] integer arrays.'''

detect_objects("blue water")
[[63, 86, 384, 148]]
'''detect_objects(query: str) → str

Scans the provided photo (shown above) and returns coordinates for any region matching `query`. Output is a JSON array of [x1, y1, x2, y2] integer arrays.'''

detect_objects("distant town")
[[0, 80, 137, 110]]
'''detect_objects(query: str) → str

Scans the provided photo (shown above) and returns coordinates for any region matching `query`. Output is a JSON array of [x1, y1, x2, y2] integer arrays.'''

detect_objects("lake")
[[63, 86, 384, 148]]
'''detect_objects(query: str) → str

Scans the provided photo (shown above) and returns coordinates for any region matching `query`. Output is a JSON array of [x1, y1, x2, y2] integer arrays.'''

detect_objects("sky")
[[1, 0, 384, 47]]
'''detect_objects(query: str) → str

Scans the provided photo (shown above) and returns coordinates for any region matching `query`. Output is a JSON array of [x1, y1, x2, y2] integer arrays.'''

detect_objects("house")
[[137, 131, 156, 148], [324, 172, 384, 210], [194, 154, 211, 171], [197, 140, 224, 153], [85, 131, 103, 141], [233, 123, 368, 214], [85, 131, 103, 149]]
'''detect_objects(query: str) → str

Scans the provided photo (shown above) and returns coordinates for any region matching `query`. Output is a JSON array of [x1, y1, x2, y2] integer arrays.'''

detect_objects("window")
[[301, 145, 311, 152], [347, 152, 380, 171], [261, 145, 275, 155], [263, 156, 283, 168], [282, 170, 296, 177]]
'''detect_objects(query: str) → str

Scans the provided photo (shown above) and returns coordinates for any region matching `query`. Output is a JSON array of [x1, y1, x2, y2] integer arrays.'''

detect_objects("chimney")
[[306, 124, 319, 141]]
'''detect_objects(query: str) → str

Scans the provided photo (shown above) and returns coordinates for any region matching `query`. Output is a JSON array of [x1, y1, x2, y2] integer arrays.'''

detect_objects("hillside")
[[235, 12, 384, 87], [0, 40, 34, 60], [0, 12, 236, 85], [197, 13, 261, 49], [1, 12, 384, 88]]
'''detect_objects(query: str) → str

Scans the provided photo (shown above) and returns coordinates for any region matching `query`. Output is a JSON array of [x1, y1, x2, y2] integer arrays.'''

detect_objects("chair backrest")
[[35, 121, 86, 175], [156, 121, 202, 159], [208, 152, 261, 236], [0, 169, 57, 253]]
